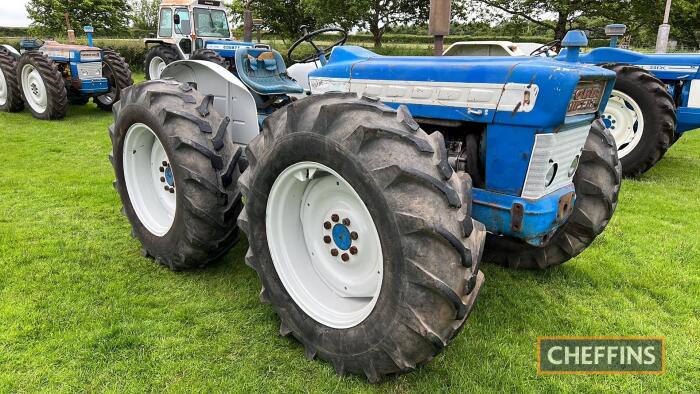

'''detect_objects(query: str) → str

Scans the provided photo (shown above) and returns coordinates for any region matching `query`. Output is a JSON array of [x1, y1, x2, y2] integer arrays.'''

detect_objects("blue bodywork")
[[204, 40, 255, 60], [305, 40, 616, 244], [559, 47, 700, 133], [24, 39, 110, 96]]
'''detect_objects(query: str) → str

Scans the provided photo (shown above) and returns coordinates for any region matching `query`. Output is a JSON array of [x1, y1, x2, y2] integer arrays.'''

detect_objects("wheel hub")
[[123, 123, 177, 236], [21, 64, 48, 113], [266, 162, 383, 329], [603, 90, 645, 159]]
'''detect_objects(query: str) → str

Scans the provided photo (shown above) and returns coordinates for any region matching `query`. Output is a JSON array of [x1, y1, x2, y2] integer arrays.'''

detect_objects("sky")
[[0, 0, 32, 27]]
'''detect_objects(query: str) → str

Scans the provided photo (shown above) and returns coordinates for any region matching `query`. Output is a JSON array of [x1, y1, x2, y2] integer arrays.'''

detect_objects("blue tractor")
[[557, 24, 700, 177], [0, 26, 133, 120], [109, 29, 620, 381]]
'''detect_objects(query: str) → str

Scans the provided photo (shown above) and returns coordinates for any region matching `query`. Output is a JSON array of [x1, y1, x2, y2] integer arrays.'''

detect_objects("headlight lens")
[[568, 155, 580, 177], [545, 162, 558, 188]]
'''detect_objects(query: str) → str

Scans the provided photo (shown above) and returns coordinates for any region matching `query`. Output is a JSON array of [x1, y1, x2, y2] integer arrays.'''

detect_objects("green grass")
[[1, 81, 699, 392]]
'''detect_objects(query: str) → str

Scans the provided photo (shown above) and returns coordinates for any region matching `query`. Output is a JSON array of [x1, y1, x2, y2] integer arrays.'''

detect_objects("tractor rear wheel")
[[17, 52, 68, 120], [602, 64, 676, 177], [484, 120, 621, 270], [144, 45, 180, 80], [239, 93, 486, 382], [0, 47, 24, 112], [95, 49, 133, 111], [110, 80, 244, 270], [190, 49, 226, 68]]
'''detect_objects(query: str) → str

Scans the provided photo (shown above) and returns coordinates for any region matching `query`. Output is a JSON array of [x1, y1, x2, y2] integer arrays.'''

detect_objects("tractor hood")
[[41, 41, 103, 62], [561, 47, 700, 80], [309, 46, 615, 127]]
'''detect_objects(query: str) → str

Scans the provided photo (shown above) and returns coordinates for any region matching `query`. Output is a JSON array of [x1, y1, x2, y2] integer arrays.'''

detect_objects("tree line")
[[22, 0, 700, 48]]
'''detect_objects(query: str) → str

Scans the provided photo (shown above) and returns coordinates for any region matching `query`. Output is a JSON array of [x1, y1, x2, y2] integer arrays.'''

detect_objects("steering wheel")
[[530, 40, 561, 57], [287, 26, 348, 65]]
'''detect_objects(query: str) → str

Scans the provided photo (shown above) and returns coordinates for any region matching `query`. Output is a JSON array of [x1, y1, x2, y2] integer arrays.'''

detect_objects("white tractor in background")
[[144, 0, 252, 80]]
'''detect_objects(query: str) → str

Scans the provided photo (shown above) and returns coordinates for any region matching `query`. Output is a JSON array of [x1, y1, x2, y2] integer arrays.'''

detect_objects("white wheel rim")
[[149, 56, 166, 79], [0, 67, 7, 106], [602, 90, 645, 159], [21, 64, 48, 113], [266, 162, 384, 329], [123, 123, 177, 237]]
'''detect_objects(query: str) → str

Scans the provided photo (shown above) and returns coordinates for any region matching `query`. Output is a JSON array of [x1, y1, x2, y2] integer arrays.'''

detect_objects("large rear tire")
[[484, 120, 622, 270], [239, 93, 486, 382], [0, 47, 24, 112], [110, 80, 244, 270], [144, 45, 180, 80], [95, 49, 133, 111], [17, 52, 68, 120], [602, 64, 676, 178]]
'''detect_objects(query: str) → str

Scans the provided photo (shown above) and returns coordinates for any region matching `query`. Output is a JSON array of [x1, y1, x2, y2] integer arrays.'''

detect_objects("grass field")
[[1, 79, 699, 392]]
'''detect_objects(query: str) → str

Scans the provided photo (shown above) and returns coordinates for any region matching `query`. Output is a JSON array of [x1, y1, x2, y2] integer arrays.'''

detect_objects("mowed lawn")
[[1, 84, 699, 392]]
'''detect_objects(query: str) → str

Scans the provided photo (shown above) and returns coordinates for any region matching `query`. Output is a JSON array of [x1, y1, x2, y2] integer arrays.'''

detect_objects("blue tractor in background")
[[558, 24, 700, 177], [109, 29, 620, 381], [0, 26, 133, 120]]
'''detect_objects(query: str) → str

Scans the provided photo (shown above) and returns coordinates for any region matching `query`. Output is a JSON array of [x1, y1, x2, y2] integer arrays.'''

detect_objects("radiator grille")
[[521, 124, 591, 199], [76, 62, 103, 80]]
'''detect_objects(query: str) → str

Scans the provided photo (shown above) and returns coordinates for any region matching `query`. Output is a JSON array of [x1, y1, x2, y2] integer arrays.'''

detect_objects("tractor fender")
[[162, 60, 259, 145], [1, 44, 20, 59]]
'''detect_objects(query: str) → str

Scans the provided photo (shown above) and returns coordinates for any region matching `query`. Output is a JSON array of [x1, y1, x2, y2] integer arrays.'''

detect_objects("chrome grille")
[[521, 124, 591, 200], [76, 62, 103, 79]]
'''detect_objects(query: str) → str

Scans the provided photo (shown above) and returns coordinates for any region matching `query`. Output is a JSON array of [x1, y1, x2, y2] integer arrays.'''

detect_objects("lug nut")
[[160, 177, 166, 182], [169, 188, 175, 194], [159, 167, 165, 173], [331, 214, 339, 223], [350, 232, 358, 241], [350, 246, 358, 255], [341, 253, 350, 262], [342, 218, 350, 226], [331, 249, 339, 257], [162, 161, 168, 167], [323, 236, 332, 244], [323, 221, 332, 230]]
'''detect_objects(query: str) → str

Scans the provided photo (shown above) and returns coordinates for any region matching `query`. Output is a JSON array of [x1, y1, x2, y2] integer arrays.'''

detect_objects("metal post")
[[429, 0, 451, 57], [655, 0, 673, 53], [243, 1, 253, 43]]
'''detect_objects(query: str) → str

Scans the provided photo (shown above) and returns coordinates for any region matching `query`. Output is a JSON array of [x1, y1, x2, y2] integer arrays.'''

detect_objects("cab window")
[[175, 8, 191, 35], [159, 8, 173, 37], [193, 8, 231, 38]]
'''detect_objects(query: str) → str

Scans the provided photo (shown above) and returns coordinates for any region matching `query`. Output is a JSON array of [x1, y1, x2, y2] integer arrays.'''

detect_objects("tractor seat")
[[235, 48, 304, 95]]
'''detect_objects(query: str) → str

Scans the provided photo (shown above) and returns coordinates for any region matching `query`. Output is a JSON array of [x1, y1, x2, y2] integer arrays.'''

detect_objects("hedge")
[[0, 35, 612, 72]]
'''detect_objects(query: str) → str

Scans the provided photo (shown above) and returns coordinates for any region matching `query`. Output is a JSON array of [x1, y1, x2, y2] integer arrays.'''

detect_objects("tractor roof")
[[161, 0, 224, 6]]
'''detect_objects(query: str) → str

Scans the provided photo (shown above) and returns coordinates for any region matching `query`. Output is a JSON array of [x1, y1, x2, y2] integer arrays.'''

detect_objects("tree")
[[26, 0, 132, 37], [461, 0, 624, 41], [228, 0, 316, 43], [130, 0, 160, 32], [303, 0, 430, 48]]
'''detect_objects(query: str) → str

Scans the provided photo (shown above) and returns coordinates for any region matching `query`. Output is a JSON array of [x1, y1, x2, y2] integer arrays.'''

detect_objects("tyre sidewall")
[[114, 103, 186, 259], [17, 53, 66, 120], [246, 132, 406, 357]]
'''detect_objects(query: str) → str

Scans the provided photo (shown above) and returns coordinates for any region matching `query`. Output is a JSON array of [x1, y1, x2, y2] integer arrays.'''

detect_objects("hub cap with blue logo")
[[266, 161, 383, 329]]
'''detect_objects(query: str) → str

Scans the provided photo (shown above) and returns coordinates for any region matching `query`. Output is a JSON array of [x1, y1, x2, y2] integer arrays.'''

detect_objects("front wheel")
[[239, 93, 486, 382], [602, 64, 676, 177], [0, 47, 24, 112], [17, 52, 67, 120], [484, 120, 622, 270], [110, 80, 244, 270], [144, 45, 180, 80]]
